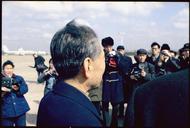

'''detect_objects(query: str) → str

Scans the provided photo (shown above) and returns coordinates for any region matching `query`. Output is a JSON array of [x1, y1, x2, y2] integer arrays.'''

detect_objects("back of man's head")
[[50, 19, 101, 80]]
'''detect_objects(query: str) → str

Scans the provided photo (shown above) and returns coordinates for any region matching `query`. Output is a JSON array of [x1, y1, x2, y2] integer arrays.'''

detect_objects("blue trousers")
[[1, 114, 26, 126]]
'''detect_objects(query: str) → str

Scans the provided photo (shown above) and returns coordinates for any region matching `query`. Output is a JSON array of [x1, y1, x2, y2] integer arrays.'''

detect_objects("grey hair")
[[50, 19, 101, 79]]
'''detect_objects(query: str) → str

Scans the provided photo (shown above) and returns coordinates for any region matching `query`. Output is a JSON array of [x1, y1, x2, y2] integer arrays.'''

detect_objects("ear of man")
[[83, 57, 94, 79]]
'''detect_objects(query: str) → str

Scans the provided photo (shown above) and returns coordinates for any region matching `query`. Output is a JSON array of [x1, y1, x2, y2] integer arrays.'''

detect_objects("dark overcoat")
[[37, 81, 103, 127], [102, 51, 124, 103], [125, 69, 189, 128]]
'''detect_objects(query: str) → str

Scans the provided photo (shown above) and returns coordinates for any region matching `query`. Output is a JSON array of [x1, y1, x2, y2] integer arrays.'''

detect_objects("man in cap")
[[128, 48, 155, 100], [101, 37, 124, 127], [178, 43, 189, 70], [116, 45, 133, 117]]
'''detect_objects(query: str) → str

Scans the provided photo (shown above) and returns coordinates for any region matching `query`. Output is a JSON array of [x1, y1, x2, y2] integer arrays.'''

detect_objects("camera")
[[105, 51, 119, 70], [1, 77, 19, 90], [131, 63, 145, 79], [138, 63, 145, 70], [133, 70, 142, 79], [108, 51, 116, 57]]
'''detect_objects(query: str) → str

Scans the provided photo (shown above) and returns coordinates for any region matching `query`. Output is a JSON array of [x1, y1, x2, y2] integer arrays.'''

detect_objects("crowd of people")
[[1, 19, 189, 127]]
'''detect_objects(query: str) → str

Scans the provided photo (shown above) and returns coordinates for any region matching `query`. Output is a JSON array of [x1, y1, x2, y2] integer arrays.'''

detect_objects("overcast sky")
[[2, 1, 189, 53]]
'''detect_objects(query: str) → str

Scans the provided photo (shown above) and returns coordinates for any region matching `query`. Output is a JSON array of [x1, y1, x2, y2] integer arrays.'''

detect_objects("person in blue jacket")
[[37, 19, 105, 127], [1, 60, 30, 126], [116, 45, 133, 118]]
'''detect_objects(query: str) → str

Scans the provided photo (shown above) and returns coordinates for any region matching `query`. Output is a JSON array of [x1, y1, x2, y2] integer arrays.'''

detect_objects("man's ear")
[[83, 57, 93, 79]]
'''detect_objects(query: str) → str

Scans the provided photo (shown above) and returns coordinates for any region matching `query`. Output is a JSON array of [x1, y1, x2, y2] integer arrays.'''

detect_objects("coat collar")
[[52, 80, 102, 122]]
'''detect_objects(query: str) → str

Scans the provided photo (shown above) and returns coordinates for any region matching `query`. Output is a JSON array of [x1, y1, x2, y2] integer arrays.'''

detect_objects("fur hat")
[[101, 37, 114, 47]]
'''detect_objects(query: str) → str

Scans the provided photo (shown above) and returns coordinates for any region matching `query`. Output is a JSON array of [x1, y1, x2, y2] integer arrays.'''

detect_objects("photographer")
[[1, 60, 30, 126], [101, 37, 124, 127], [37, 58, 58, 95], [155, 44, 181, 77], [129, 49, 155, 99]]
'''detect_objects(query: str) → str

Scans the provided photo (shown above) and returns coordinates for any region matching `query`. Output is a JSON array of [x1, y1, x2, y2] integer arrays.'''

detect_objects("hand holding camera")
[[1, 86, 11, 92], [130, 63, 146, 80], [1, 77, 20, 92], [160, 50, 171, 62], [140, 69, 146, 77], [12, 84, 19, 91], [108, 51, 116, 57], [130, 75, 138, 81]]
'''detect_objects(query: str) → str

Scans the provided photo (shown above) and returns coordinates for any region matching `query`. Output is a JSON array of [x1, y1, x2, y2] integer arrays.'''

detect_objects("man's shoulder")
[[39, 91, 88, 113], [13, 74, 24, 80], [41, 82, 94, 111], [38, 91, 101, 126]]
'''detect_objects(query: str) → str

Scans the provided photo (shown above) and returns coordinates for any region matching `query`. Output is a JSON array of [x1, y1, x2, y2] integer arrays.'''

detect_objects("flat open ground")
[[2, 54, 130, 126]]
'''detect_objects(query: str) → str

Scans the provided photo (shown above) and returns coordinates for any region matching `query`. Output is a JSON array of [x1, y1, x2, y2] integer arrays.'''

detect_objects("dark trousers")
[[1, 114, 26, 126], [119, 102, 124, 117], [102, 102, 120, 127], [37, 71, 43, 78]]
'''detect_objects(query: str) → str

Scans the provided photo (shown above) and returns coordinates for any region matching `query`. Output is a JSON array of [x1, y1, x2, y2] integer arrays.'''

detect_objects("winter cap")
[[161, 43, 170, 51], [137, 49, 147, 55], [101, 37, 114, 47], [117, 45, 125, 50]]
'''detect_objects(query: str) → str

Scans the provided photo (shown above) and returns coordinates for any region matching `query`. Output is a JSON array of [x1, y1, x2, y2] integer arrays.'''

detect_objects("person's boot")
[[118, 102, 124, 118], [110, 104, 119, 127]]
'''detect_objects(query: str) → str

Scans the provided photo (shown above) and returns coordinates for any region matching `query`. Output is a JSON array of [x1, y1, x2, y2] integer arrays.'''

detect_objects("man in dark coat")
[[117, 45, 133, 117], [101, 37, 124, 127], [125, 68, 189, 128], [37, 19, 105, 127], [147, 42, 161, 65], [31, 54, 47, 77], [128, 49, 155, 100]]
